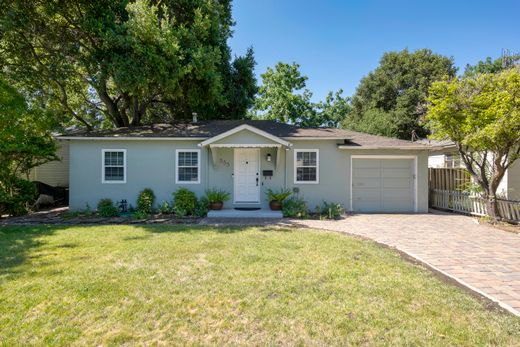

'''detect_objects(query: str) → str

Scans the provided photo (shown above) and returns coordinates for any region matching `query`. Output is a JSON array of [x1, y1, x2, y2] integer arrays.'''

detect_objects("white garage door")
[[352, 158, 415, 212]]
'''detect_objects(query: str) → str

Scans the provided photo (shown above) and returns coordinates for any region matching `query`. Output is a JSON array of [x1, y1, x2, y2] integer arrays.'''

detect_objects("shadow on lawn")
[[0, 225, 58, 277]]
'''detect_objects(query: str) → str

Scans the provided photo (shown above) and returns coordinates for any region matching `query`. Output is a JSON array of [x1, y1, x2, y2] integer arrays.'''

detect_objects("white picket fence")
[[431, 189, 520, 223]]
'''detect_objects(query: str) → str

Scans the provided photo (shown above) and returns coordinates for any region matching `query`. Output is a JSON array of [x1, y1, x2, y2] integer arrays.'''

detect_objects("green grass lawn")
[[1, 225, 519, 346]]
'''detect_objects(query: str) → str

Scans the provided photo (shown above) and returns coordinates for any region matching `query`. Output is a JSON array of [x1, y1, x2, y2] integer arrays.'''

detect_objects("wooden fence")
[[428, 168, 471, 191], [430, 189, 520, 223]]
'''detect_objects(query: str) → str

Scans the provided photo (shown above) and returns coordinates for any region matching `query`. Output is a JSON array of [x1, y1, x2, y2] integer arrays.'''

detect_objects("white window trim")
[[102, 149, 127, 184], [294, 149, 319, 184], [175, 149, 201, 184]]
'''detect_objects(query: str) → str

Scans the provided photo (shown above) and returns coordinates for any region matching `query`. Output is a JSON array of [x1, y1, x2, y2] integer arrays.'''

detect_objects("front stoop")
[[207, 209, 283, 218]]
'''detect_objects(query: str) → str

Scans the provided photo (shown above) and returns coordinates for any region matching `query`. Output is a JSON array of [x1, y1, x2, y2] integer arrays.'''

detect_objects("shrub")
[[173, 205, 188, 218], [266, 188, 292, 202], [0, 178, 37, 216], [97, 198, 119, 217], [131, 210, 149, 220], [204, 188, 230, 203], [173, 188, 197, 215], [282, 196, 308, 218], [158, 201, 173, 214], [194, 197, 209, 217], [137, 188, 155, 213], [320, 201, 344, 220]]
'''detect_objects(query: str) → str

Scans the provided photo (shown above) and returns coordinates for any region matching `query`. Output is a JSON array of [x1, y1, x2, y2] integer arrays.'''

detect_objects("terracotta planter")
[[209, 201, 224, 210], [269, 200, 282, 211]]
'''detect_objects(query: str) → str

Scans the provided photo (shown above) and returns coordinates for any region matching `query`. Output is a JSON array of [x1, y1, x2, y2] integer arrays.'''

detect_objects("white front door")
[[234, 148, 260, 203]]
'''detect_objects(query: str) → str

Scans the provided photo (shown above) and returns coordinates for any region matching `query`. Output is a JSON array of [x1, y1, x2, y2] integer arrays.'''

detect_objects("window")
[[176, 149, 200, 184], [102, 149, 126, 183], [294, 150, 319, 183], [445, 154, 461, 168]]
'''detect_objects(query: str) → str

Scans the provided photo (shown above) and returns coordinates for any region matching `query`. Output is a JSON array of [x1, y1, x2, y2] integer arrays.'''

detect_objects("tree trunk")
[[486, 196, 500, 220]]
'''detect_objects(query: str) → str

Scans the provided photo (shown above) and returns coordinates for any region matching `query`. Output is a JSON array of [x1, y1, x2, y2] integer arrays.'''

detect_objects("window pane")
[[178, 167, 198, 182], [178, 152, 198, 167], [105, 151, 124, 166], [105, 166, 124, 181], [296, 151, 316, 167], [296, 167, 316, 182]]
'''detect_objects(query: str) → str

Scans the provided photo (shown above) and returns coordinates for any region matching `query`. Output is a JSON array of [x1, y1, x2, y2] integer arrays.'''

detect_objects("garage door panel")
[[353, 168, 380, 178], [352, 158, 414, 213], [382, 168, 411, 178], [353, 177, 381, 189], [382, 177, 411, 189]]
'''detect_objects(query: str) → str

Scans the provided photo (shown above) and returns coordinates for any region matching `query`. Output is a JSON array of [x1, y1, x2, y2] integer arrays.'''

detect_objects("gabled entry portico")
[[198, 124, 292, 212]]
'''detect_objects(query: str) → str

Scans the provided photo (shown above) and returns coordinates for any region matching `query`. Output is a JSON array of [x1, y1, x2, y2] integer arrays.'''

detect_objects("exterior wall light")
[[266, 153, 272, 162]]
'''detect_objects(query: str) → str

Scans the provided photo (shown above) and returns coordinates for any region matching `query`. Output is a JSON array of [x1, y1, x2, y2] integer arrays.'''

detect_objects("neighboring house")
[[420, 139, 520, 200], [28, 140, 70, 187], [58, 120, 431, 213]]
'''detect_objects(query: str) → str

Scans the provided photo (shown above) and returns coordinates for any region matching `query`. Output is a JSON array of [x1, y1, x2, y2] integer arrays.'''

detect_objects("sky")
[[228, 0, 520, 101]]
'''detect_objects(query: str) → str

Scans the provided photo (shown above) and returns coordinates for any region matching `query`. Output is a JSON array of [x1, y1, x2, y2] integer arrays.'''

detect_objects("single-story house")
[[420, 139, 520, 200], [57, 120, 431, 213]]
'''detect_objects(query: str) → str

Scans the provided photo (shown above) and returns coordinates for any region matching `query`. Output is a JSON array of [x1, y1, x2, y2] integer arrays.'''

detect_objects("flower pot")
[[269, 200, 282, 211], [209, 202, 223, 210]]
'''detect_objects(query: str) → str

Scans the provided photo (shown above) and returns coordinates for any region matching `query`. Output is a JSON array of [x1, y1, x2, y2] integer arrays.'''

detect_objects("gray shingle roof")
[[60, 120, 430, 149]]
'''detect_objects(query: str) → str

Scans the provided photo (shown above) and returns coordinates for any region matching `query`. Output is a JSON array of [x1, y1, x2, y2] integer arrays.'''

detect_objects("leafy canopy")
[[426, 69, 520, 216], [251, 62, 350, 127], [0, 0, 256, 128], [344, 49, 457, 140], [0, 77, 57, 215]]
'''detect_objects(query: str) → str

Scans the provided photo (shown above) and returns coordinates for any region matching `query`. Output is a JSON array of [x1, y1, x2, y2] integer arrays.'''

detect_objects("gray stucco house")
[[59, 120, 431, 213]]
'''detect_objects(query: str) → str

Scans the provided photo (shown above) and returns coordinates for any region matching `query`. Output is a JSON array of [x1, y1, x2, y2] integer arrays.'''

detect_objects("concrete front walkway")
[[287, 212, 520, 317]]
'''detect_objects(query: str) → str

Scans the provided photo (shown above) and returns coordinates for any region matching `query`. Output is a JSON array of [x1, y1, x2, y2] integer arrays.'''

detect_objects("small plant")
[[131, 210, 149, 220], [205, 188, 230, 210], [320, 201, 344, 220], [158, 201, 173, 214], [97, 198, 119, 217], [173, 205, 188, 218], [137, 188, 155, 214], [194, 197, 210, 217], [282, 196, 308, 218], [266, 188, 292, 210], [173, 188, 197, 215]]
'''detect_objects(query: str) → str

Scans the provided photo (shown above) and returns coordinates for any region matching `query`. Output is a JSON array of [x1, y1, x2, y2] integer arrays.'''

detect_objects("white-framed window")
[[445, 154, 462, 168], [176, 149, 201, 184], [102, 149, 126, 183], [294, 149, 319, 184]]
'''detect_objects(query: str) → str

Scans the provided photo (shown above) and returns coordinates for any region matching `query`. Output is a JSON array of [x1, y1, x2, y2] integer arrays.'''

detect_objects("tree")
[[0, 78, 57, 215], [464, 54, 520, 77], [252, 62, 350, 127], [0, 0, 256, 128], [426, 69, 520, 219], [344, 49, 457, 140]]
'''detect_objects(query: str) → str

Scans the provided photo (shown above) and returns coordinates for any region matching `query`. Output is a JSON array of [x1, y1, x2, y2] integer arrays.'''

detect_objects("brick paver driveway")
[[288, 211, 520, 316]]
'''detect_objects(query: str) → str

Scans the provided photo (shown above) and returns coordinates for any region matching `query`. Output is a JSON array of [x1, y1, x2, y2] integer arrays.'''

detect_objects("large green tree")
[[0, 77, 57, 215], [464, 54, 520, 77], [0, 0, 256, 128], [344, 49, 457, 140], [426, 69, 520, 219], [252, 62, 350, 127]]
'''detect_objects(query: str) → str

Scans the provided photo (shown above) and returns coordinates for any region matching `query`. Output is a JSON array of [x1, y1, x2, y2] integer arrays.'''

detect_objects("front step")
[[207, 209, 283, 218]]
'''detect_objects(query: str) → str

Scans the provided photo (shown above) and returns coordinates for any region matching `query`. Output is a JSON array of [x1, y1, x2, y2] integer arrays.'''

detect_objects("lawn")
[[1, 225, 519, 346]]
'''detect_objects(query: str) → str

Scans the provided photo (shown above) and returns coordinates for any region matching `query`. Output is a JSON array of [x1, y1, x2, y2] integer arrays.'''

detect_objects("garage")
[[351, 156, 416, 212]]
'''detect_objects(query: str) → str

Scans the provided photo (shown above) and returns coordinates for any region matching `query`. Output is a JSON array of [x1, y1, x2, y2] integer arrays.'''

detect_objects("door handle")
[[256, 177, 259, 186]]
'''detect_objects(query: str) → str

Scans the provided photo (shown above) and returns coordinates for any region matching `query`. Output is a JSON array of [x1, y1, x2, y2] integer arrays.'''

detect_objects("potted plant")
[[205, 188, 230, 210], [266, 188, 292, 210]]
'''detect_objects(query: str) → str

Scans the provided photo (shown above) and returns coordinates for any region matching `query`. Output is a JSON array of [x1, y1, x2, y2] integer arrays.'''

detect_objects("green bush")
[[282, 196, 308, 218], [137, 188, 155, 213], [266, 188, 292, 202], [0, 178, 37, 216], [204, 188, 230, 203], [320, 201, 344, 220], [158, 201, 173, 214], [173, 188, 197, 215], [131, 210, 149, 220], [194, 197, 209, 217], [173, 205, 188, 218], [97, 198, 119, 217]]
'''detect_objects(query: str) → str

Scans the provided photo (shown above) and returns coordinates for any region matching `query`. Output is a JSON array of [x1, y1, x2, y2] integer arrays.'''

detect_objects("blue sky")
[[229, 0, 520, 101]]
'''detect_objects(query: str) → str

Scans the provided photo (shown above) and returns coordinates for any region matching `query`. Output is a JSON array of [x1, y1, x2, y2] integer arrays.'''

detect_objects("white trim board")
[[101, 149, 127, 184], [293, 149, 320, 184], [59, 137, 205, 141], [175, 149, 201, 184], [198, 124, 292, 148], [349, 155, 418, 213]]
